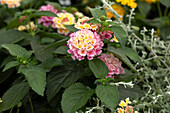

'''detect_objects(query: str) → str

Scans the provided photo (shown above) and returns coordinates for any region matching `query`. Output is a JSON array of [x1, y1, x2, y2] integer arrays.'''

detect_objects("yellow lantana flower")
[[119, 100, 127, 107], [105, 4, 125, 20], [117, 108, 124, 113], [116, 0, 137, 9], [125, 97, 132, 104]]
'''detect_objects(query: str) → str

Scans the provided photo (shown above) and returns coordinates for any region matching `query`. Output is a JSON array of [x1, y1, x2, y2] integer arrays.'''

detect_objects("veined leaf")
[[33, 11, 58, 17], [64, 25, 78, 32], [89, 59, 109, 79], [61, 83, 94, 113], [120, 47, 140, 62], [86, 18, 101, 24], [3, 61, 20, 72], [110, 24, 127, 46], [21, 66, 46, 96], [0, 30, 31, 47], [0, 82, 30, 112], [87, 7, 106, 18], [47, 61, 83, 101], [44, 38, 68, 50], [107, 46, 136, 72], [45, 1, 62, 11], [96, 85, 119, 111], [1, 44, 32, 59]]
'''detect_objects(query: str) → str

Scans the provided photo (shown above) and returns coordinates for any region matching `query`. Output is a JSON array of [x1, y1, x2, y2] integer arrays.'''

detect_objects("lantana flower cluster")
[[67, 29, 103, 61], [117, 98, 138, 113], [116, 0, 137, 9], [0, 0, 22, 8], [74, 17, 99, 30], [52, 12, 76, 36], [38, 4, 59, 27], [98, 54, 125, 78]]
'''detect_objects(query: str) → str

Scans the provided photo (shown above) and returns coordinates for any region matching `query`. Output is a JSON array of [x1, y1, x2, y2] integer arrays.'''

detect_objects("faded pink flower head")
[[98, 54, 125, 78], [125, 106, 134, 113], [99, 31, 113, 41], [38, 4, 59, 27], [67, 29, 104, 61]]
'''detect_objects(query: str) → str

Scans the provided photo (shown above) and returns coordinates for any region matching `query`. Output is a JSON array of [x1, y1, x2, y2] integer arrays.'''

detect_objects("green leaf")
[[3, 61, 20, 72], [0, 30, 31, 47], [22, 0, 34, 5], [41, 38, 55, 44], [89, 59, 109, 79], [110, 24, 127, 46], [61, 83, 94, 113], [1, 44, 32, 59], [30, 38, 54, 62], [118, 85, 143, 100], [120, 47, 140, 62], [160, 25, 170, 40], [96, 85, 119, 111], [44, 38, 68, 50], [107, 47, 136, 72], [160, 0, 170, 8], [64, 25, 78, 32], [138, 1, 151, 17], [0, 56, 13, 68], [45, 1, 62, 11], [87, 7, 106, 18], [86, 18, 101, 24], [6, 19, 22, 29], [41, 58, 63, 69], [47, 62, 83, 101], [38, 31, 67, 39], [0, 82, 30, 112], [21, 66, 46, 96], [53, 46, 69, 55], [33, 11, 58, 17]]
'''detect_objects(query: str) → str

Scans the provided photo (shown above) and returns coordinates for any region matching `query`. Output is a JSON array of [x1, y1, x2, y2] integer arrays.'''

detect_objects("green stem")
[[157, 3, 162, 17], [9, 106, 14, 113], [17, 107, 20, 113], [164, 7, 168, 16], [28, 93, 34, 113]]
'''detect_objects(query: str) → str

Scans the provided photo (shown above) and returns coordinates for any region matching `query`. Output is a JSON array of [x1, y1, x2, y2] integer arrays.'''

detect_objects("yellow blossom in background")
[[141, 0, 160, 4], [18, 25, 26, 31], [74, 11, 84, 19], [0, 98, 2, 103], [0, 0, 22, 8], [105, 4, 125, 20], [116, 0, 137, 9], [18, 22, 37, 31]]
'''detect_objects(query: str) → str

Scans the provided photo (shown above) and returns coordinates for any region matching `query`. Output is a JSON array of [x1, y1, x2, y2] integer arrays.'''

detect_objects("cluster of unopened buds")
[[18, 22, 37, 31], [98, 54, 125, 78], [0, 0, 22, 8], [117, 98, 138, 113]]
